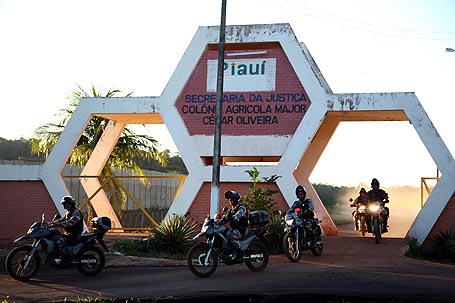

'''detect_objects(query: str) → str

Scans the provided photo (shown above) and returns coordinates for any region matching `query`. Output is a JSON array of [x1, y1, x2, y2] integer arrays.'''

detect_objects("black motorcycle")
[[281, 207, 323, 262], [187, 210, 270, 278], [5, 214, 111, 281], [366, 201, 387, 244]]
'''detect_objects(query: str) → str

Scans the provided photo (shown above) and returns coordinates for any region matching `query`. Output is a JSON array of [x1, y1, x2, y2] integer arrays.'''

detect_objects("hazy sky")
[[1, 0, 454, 187]]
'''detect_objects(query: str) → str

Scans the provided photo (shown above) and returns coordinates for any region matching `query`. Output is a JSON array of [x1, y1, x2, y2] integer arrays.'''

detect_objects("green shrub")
[[405, 237, 423, 259], [149, 214, 197, 254], [112, 215, 196, 259], [112, 238, 145, 256], [405, 230, 455, 264], [422, 230, 455, 263], [264, 211, 285, 254], [242, 166, 281, 212]]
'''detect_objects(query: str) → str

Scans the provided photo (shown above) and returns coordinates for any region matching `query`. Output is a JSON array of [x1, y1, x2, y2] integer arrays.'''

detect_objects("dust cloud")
[[335, 186, 423, 238]]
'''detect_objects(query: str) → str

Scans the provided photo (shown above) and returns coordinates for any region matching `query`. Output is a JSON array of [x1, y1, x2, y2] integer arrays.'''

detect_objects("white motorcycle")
[[281, 207, 323, 262]]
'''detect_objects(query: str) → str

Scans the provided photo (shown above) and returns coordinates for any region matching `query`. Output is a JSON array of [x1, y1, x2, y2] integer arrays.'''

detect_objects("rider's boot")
[[230, 240, 244, 261], [383, 217, 389, 233]]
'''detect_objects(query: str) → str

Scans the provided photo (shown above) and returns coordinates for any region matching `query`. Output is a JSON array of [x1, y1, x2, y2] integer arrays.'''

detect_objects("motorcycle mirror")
[[349, 198, 353, 202], [41, 213, 45, 222], [222, 206, 228, 213]]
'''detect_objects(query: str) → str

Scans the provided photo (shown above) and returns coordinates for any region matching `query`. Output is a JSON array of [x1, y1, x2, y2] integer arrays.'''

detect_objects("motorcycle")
[[187, 209, 270, 278], [5, 214, 111, 281], [349, 198, 368, 236], [366, 200, 387, 244], [281, 207, 323, 262]]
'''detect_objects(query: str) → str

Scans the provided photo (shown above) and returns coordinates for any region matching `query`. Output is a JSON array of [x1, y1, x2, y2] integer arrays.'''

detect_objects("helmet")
[[224, 190, 241, 203], [61, 196, 76, 206], [371, 178, 380, 187], [359, 188, 366, 194], [295, 185, 306, 197]]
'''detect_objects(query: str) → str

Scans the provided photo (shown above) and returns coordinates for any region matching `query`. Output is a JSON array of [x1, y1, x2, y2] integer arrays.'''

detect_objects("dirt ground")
[[2, 225, 455, 303]]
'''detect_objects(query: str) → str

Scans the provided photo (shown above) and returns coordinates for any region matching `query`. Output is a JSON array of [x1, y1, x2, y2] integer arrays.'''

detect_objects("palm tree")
[[31, 84, 167, 222]]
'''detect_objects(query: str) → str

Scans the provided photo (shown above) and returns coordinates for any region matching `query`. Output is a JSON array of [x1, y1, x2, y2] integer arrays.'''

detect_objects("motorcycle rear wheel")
[[6, 246, 40, 281], [283, 233, 302, 262], [76, 246, 105, 276], [360, 216, 367, 237], [187, 243, 218, 278], [245, 240, 269, 272]]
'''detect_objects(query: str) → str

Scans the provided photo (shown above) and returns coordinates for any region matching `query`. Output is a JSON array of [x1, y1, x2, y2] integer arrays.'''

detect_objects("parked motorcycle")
[[187, 209, 270, 278], [281, 207, 323, 262], [349, 198, 368, 236], [5, 214, 111, 281]]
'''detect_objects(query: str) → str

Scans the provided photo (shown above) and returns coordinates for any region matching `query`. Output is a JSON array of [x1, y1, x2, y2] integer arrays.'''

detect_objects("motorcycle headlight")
[[359, 205, 366, 211], [285, 219, 294, 225], [369, 204, 380, 212]]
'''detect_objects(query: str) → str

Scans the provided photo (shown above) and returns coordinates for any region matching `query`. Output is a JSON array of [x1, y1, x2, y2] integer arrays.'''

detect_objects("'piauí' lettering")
[[224, 61, 266, 76]]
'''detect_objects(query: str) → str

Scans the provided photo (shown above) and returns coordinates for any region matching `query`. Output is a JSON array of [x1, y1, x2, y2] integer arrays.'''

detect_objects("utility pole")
[[210, 0, 227, 217]]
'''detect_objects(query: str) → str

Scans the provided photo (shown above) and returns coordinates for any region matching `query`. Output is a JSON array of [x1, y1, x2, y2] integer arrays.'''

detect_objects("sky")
[[1, 0, 454, 188]]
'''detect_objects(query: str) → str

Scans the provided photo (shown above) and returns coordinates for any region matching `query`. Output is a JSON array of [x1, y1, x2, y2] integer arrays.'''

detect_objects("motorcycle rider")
[[287, 185, 315, 220], [223, 190, 249, 256], [366, 178, 390, 233], [350, 187, 368, 230], [52, 196, 84, 257]]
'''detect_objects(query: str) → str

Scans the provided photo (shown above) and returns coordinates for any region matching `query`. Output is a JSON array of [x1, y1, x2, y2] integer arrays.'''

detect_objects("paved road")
[[1, 227, 454, 303]]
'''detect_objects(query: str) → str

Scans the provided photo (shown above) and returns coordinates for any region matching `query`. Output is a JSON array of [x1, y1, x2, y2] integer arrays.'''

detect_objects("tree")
[[242, 166, 281, 212], [30, 84, 168, 221], [0, 137, 43, 162]]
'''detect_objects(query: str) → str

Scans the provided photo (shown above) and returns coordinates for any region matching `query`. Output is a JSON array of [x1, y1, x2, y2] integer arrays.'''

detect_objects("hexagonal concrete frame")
[[41, 24, 455, 244]]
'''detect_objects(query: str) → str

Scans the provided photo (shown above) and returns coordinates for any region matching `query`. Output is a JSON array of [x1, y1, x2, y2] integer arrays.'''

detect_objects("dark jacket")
[[288, 198, 315, 219], [366, 189, 389, 204], [58, 207, 84, 239], [226, 203, 249, 235]]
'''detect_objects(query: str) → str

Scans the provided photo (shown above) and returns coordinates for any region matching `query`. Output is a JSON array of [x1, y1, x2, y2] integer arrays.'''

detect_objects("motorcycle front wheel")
[[283, 233, 302, 262], [6, 246, 40, 281], [245, 240, 269, 272], [311, 237, 323, 256], [187, 243, 218, 278], [373, 217, 381, 244], [77, 246, 105, 276], [360, 216, 367, 237]]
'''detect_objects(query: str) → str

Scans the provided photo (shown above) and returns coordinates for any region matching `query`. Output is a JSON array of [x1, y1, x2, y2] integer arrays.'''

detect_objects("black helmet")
[[61, 196, 76, 206], [295, 185, 306, 197], [371, 178, 380, 187], [224, 190, 241, 203], [359, 188, 366, 194]]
